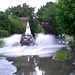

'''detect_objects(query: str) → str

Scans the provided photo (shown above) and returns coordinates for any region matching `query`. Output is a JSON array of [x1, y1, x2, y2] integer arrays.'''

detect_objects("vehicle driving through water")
[[20, 21, 35, 46], [20, 34, 35, 46]]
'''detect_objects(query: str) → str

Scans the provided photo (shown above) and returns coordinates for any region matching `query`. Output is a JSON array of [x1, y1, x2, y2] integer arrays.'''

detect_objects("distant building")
[[19, 17, 29, 25], [40, 22, 51, 34]]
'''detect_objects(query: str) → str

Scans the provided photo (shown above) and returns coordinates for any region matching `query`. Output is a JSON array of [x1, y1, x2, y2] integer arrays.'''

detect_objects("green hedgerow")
[[0, 39, 4, 48], [0, 30, 10, 38]]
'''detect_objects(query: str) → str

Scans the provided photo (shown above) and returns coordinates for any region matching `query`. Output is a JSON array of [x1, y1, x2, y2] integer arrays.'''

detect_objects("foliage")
[[5, 3, 34, 17], [55, 0, 75, 37], [0, 39, 3, 44], [37, 2, 58, 35], [30, 17, 45, 35], [35, 24, 45, 33], [0, 12, 25, 35], [0, 39, 4, 48], [69, 42, 75, 51], [5, 3, 45, 35], [0, 30, 10, 38], [37, 2, 55, 21], [65, 34, 74, 42], [54, 50, 67, 60], [0, 12, 11, 32], [9, 17, 25, 34]]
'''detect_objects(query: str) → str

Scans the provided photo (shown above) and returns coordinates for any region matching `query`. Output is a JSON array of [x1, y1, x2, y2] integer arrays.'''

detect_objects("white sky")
[[0, 0, 56, 12]]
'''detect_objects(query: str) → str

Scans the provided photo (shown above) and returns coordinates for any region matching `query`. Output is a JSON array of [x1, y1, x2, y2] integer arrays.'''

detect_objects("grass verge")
[[54, 50, 67, 60]]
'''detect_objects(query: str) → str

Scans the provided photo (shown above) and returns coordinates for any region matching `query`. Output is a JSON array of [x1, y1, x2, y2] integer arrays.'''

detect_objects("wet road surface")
[[0, 34, 75, 75], [0, 55, 75, 75]]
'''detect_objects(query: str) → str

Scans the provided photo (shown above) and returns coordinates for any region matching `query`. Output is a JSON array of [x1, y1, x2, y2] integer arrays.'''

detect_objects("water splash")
[[4, 34, 21, 47], [0, 33, 67, 57], [35, 33, 58, 46]]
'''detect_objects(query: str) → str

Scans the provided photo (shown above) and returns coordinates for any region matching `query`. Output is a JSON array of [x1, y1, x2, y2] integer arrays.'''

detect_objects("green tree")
[[9, 17, 25, 34], [0, 30, 10, 38], [5, 3, 45, 35], [5, 3, 34, 17], [30, 17, 45, 36], [55, 0, 75, 37], [0, 12, 11, 32], [0, 12, 25, 35], [37, 2, 58, 35]]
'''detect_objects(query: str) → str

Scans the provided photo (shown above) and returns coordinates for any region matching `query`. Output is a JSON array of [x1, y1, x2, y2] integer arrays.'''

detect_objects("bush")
[[0, 39, 4, 48], [0, 30, 10, 38], [0, 39, 3, 43], [69, 42, 75, 51], [9, 17, 25, 34], [0, 12, 11, 32], [30, 18, 45, 35]]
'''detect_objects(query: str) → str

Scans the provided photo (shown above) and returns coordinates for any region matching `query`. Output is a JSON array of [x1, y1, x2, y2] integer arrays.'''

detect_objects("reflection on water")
[[7, 56, 75, 75], [0, 57, 17, 75]]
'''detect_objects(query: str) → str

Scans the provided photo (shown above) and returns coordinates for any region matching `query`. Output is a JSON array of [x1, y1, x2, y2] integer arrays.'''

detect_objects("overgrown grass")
[[54, 50, 67, 60]]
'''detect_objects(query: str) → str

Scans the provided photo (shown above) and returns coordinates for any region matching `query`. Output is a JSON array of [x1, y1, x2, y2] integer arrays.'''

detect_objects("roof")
[[19, 17, 29, 25], [19, 17, 29, 21]]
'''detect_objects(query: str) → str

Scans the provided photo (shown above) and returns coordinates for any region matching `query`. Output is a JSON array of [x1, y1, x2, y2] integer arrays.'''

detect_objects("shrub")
[[69, 42, 75, 51], [0, 12, 11, 32], [0, 30, 10, 38], [0, 39, 4, 48], [9, 17, 25, 34]]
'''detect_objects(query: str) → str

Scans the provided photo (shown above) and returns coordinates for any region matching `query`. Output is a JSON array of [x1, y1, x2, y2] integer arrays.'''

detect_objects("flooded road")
[[0, 56, 75, 75], [0, 33, 66, 57], [0, 33, 75, 75], [0, 57, 17, 75]]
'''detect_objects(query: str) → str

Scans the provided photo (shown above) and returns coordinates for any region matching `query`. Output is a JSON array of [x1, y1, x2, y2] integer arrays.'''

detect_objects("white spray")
[[0, 33, 67, 57]]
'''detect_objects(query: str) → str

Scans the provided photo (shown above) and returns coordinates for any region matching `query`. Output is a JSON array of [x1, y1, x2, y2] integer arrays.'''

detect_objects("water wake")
[[0, 33, 67, 57]]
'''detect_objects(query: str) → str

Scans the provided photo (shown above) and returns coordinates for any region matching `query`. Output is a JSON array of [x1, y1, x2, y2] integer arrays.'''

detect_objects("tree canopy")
[[55, 0, 75, 37], [5, 3, 34, 17], [9, 17, 25, 34], [0, 1, 75, 38], [30, 18, 45, 35], [0, 12, 11, 32], [37, 2, 58, 35], [0, 12, 25, 36], [5, 3, 44, 35]]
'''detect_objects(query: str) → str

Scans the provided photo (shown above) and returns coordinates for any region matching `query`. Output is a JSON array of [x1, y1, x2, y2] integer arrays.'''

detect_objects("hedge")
[[0, 39, 4, 48], [0, 30, 10, 38]]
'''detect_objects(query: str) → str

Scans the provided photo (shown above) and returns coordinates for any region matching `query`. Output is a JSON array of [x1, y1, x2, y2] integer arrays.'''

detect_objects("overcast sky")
[[0, 0, 56, 12]]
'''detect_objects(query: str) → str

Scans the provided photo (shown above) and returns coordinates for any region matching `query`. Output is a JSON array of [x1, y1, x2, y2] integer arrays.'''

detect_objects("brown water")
[[6, 56, 75, 75]]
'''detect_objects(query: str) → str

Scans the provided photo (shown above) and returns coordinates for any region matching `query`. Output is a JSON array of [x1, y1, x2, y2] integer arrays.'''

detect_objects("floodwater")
[[0, 33, 75, 75]]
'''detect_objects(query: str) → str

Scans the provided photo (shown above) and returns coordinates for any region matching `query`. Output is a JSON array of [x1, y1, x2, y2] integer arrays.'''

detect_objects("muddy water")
[[0, 33, 75, 75], [0, 56, 74, 75]]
